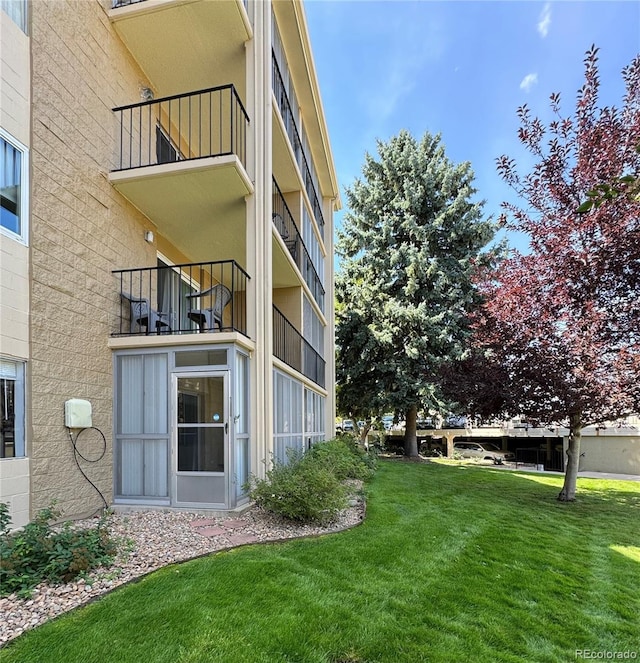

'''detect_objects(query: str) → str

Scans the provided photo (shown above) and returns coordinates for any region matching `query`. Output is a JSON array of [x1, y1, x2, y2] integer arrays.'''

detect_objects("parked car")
[[381, 415, 394, 431], [417, 418, 434, 430], [445, 415, 467, 428], [453, 441, 515, 464], [342, 419, 355, 432]]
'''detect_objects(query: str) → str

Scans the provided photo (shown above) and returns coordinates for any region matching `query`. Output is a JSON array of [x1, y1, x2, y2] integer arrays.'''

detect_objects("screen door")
[[173, 372, 228, 506]]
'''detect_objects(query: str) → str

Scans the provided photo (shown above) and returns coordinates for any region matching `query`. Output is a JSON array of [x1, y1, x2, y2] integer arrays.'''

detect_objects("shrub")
[[306, 437, 376, 481], [0, 502, 117, 598], [246, 449, 349, 525]]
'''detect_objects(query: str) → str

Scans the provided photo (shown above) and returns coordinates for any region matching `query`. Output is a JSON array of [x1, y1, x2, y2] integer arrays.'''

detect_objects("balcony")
[[109, 86, 252, 264], [272, 179, 324, 311], [273, 306, 325, 388], [113, 260, 250, 338], [272, 53, 325, 240], [109, 0, 251, 98]]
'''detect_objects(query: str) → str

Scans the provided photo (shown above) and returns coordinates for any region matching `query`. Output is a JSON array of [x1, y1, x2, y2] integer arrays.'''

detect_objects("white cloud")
[[520, 73, 539, 92], [537, 2, 552, 38]]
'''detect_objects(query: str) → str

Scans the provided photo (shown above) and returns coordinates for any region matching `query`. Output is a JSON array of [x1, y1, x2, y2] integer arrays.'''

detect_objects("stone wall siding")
[[29, 0, 157, 518]]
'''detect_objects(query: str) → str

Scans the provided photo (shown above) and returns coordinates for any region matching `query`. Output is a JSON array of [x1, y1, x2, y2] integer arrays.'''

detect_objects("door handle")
[[225, 422, 228, 434]]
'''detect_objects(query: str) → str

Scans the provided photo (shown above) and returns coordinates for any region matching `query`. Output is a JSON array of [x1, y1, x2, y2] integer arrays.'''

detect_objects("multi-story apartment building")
[[0, 0, 339, 528]]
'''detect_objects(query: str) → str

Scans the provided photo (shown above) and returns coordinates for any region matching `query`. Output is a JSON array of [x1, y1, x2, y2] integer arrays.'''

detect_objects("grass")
[[2, 461, 639, 663]]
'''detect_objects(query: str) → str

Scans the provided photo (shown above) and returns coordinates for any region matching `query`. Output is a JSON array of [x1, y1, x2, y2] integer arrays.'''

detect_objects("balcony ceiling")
[[110, 156, 253, 265], [272, 231, 300, 290], [110, 0, 251, 97], [271, 105, 302, 195]]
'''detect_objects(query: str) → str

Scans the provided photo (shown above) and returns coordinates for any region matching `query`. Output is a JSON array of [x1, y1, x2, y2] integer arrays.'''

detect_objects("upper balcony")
[[272, 54, 325, 242], [109, 0, 252, 98], [109, 85, 252, 264], [272, 178, 324, 312]]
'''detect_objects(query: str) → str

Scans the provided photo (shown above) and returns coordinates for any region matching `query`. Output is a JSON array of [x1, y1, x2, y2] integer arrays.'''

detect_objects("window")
[[0, 129, 28, 243], [303, 295, 324, 356], [115, 354, 169, 498], [273, 370, 327, 462], [234, 352, 250, 498], [157, 258, 198, 332], [302, 207, 325, 311], [156, 125, 181, 164], [1, 0, 27, 34], [273, 370, 303, 464], [0, 359, 25, 459], [304, 389, 325, 448]]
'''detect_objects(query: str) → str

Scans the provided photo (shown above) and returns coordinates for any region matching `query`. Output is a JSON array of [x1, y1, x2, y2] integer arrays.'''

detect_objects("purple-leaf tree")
[[476, 46, 640, 501]]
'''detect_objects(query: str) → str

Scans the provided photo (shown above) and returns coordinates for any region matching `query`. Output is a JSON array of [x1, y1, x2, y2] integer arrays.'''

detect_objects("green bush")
[[246, 449, 349, 525], [306, 437, 376, 481], [0, 502, 117, 598], [246, 439, 376, 525]]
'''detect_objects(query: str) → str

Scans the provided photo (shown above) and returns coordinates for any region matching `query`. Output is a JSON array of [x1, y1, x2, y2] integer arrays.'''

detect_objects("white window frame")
[[0, 127, 29, 245], [304, 388, 325, 448], [0, 358, 26, 459], [273, 369, 303, 464]]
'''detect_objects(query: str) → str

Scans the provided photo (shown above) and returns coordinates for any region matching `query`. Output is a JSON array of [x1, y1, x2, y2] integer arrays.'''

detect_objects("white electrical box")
[[64, 399, 92, 429]]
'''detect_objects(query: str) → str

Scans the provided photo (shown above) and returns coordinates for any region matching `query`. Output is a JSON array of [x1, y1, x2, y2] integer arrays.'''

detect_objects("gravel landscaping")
[[0, 490, 365, 646]]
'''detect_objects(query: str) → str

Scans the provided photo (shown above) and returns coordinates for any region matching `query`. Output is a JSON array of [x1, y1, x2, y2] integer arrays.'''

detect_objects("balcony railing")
[[112, 85, 249, 172], [272, 53, 325, 240], [272, 178, 325, 311], [113, 260, 250, 337], [273, 306, 325, 388]]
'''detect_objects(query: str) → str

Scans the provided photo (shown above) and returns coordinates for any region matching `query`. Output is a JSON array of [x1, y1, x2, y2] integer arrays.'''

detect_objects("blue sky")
[[304, 1, 640, 253]]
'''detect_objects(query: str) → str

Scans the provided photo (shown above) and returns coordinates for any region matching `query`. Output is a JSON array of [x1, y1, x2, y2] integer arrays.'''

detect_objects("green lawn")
[[2, 461, 639, 663]]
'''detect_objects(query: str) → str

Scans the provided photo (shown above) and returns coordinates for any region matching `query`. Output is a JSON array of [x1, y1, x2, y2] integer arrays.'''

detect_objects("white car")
[[453, 441, 515, 464], [381, 415, 394, 431]]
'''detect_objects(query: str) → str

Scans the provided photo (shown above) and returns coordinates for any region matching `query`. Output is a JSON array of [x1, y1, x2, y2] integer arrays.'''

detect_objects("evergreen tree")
[[336, 130, 498, 456]]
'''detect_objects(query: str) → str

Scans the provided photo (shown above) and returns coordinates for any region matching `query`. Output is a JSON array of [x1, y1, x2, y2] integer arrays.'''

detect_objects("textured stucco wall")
[[29, 0, 157, 519], [578, 435, 640, 476]]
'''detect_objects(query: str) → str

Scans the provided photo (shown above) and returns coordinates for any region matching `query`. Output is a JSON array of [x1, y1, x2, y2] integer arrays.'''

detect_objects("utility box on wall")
[[64, 399, 92, 429]]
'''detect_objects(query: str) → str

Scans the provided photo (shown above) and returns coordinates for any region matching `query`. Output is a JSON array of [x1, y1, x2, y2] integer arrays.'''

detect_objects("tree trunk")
[[558, 412, 582, 502], [404, 405, 419, 457], [360, 423, 371, 447]]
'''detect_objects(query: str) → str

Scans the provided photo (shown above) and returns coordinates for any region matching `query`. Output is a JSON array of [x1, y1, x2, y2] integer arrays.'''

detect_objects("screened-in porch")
[[113, 345, 250, 510]]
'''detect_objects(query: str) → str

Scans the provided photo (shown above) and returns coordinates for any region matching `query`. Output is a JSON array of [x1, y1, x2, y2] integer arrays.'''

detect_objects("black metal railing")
[[272, 53, 325, 240], [272, 179, 325, 311], [113, 260, 250, 337], [515, 447, 565, 472], [112, 85, 249, 172], [273, 306, 325, 388]]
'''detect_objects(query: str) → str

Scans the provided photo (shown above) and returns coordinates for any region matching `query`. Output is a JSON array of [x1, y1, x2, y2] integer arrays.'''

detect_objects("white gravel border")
[[0, 489, 365, 646]]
